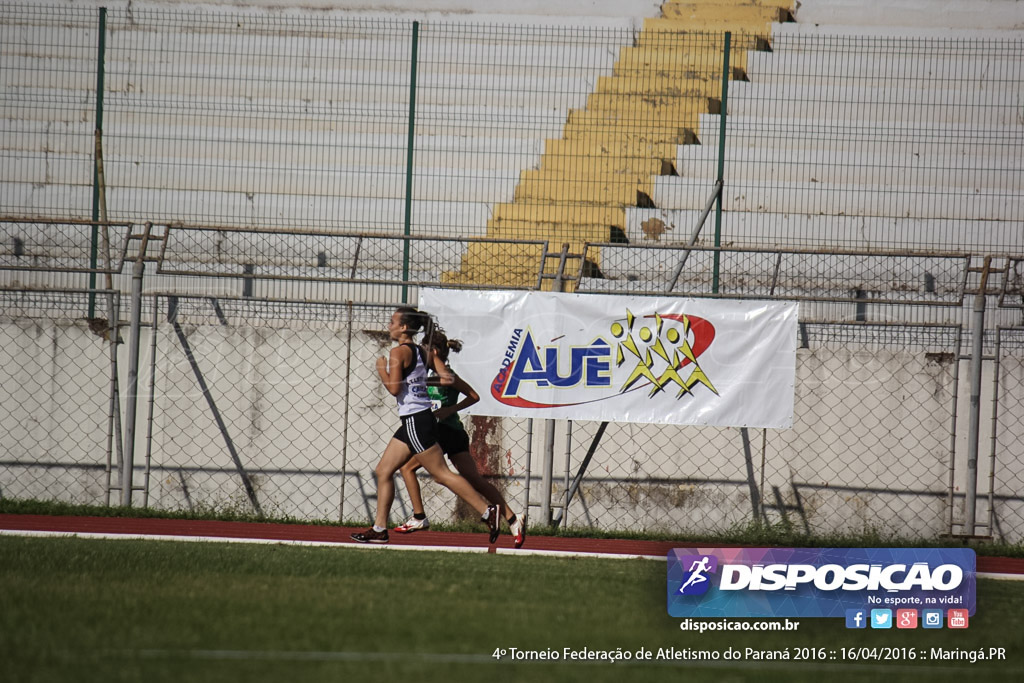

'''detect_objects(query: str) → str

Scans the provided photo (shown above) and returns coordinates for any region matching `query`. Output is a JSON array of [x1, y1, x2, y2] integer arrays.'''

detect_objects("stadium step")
[[790, 0, 1024, 30], [443, 0, 788, 288], [651, 176, 1024, 221], [624, 207, 1024, 254]]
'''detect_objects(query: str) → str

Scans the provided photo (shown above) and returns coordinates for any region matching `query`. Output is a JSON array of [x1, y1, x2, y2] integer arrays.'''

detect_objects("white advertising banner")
[[419, 289, 797, 428]]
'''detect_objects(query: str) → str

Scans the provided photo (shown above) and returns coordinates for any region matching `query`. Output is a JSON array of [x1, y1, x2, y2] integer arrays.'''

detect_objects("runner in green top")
[[427, 366, 464, 431], [394, 329, 526, 548]]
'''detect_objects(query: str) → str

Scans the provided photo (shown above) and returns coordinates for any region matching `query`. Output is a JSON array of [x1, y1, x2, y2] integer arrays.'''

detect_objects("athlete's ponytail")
[[395, 306, 437, 350], [427, 328, 463, 363]]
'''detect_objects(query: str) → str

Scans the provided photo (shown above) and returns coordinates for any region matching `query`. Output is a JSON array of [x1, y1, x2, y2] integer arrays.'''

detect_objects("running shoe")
[[350, 527, 389, 544], [484, 504, 500, 544], [510, 514, 526, 549], [393, 516, 430, 533]]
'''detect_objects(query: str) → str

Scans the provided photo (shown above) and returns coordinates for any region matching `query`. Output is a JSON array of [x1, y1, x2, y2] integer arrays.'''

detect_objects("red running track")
[[2, 514, 1022, 576]]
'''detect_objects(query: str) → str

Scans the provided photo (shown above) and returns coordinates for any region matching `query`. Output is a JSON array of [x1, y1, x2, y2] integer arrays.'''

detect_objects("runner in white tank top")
[[350, 307, 500, 545], [395, 342, 432, 417]]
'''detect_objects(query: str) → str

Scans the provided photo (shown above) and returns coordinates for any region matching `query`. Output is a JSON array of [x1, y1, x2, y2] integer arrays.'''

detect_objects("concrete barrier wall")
[[3, 312, 1021, 541]]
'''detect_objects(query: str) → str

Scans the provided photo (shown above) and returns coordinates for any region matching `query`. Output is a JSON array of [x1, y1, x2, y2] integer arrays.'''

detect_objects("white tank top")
[[396, 343, 433, 416]]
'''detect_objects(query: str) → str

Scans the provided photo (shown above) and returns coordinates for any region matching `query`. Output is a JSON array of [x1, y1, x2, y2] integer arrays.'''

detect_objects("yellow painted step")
[[594, 74, 726, 99], [586, 92, 711, 111], [540, 153, 662, 176], [493, 202, 626, 228], [610, 69, 747, 92], [517, 167, 652, 187], [636, 33, 763, 53], [487, 221, 619, 243], [515, 171, 652, 204], [639, 22, 771, 49], [543, 138, 682, 162], [514, 182, 641, 206], [643, 17, 774, 36], [561, 119, 693, 144], [565, 109, 707, 134], [662, 0, 792, 6], [443, 242, 547, 277], [615, 45, 751, 73], [660, 4, 789, 23], [580, 99, 714, 129], [594, 76, 716, 97]]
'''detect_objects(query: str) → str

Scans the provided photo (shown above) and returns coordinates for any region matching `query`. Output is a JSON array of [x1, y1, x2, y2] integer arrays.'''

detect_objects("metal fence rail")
[[150, 222, 551, 304]]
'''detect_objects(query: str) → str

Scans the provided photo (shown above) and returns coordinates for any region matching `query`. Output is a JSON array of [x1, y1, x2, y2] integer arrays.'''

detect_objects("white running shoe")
[[393, 516, 430, 533], [510, 514, 526, 549]]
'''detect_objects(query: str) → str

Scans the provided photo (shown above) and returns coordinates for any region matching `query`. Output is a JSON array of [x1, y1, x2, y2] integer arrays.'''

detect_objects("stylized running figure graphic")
[[678, 556, 712, 592]]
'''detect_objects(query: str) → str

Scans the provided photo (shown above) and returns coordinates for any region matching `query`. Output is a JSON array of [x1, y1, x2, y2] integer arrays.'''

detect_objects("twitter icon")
[[870, 609, 893, 629]]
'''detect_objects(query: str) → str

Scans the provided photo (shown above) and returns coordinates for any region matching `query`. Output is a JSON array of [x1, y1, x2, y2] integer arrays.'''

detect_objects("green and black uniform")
[[427, 370, 471, 456]]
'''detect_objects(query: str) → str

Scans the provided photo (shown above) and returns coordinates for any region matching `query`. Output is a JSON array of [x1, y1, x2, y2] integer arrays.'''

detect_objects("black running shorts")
[[393, 409, 439, 453], [437, 423, 470, 457]]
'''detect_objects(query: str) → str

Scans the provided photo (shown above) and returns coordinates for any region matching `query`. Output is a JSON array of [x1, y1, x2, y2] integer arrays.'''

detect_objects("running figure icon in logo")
[[677, 555, 718, 596]]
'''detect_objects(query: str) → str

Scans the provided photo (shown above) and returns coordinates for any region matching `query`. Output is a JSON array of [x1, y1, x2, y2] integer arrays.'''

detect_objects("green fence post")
[[402, 21, 420, 304], [714, 31, 731, 295], [89, 6, 107, 316]]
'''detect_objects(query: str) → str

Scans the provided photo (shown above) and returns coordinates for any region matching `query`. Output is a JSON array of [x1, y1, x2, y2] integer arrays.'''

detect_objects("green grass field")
[[1, 535, 1022, 683]]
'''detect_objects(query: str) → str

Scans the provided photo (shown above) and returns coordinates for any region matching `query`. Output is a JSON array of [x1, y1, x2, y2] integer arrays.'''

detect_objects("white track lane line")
[[2, 529, 1022, 579]]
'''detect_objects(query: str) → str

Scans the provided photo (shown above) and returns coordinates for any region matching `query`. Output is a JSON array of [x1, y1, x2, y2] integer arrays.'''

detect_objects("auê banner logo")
[[418, 290, 797, 428], [489, 310, 718, 408], [667, 548, 976, 618]]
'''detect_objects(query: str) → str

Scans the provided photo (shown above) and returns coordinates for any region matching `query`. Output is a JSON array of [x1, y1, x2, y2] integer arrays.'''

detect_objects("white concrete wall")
[[4, 315, 1022, 540]]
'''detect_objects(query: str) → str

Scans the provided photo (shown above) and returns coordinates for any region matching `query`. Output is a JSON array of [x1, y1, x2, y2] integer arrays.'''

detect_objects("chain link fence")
[[0, 290, 120, 505], [2, 229, 1023, 542], [139, 295, 538, 526], [993, 327, 1024, 542]]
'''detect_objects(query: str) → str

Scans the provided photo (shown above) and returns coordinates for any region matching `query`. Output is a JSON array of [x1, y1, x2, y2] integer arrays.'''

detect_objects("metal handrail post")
[[965, 256, 991, 535], [401, 21, 420, 304], [88, 6, 107, 317], [713, 31, 731, 294], [540, 244, 569, 525], [122, 223, 153, 506]]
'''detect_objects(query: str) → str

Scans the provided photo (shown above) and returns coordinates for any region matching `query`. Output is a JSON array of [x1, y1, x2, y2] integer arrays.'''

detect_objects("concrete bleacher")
[[442, 0, 794, 288], [3, 0, 1023, 297], [583, 0, 1024, 294], [1, 0, 624, 273], [790, 0, 1024, 31]]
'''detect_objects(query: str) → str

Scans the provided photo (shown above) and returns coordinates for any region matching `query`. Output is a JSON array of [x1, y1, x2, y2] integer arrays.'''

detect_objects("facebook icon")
[[845, 609, 867, 629]]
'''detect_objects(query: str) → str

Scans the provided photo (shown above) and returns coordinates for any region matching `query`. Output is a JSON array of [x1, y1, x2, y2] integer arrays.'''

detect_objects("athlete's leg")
[[373, 438, 414, 529], [398, 455, 426, 516], [448, 450, 516, 522], [414, 445, 490, 515]]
